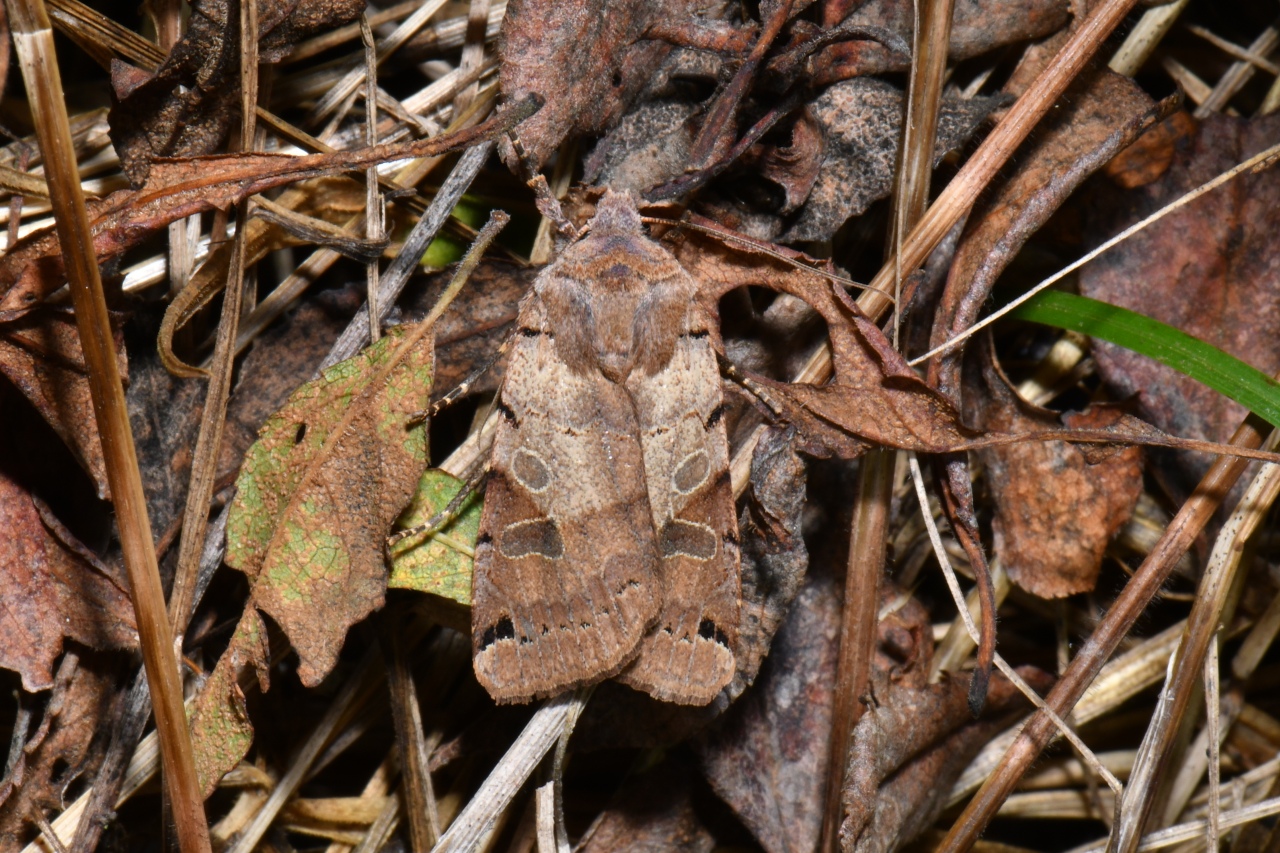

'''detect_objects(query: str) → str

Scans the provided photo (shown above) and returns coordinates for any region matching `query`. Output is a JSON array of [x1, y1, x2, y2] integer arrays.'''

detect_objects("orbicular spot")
[[659, 519, 717, 560], [672, 451, 710, 494], [698, 619, 730, 646], [511, 448, 552, 492], [500, 518, 564, 559], [479, 616, 516, 650]]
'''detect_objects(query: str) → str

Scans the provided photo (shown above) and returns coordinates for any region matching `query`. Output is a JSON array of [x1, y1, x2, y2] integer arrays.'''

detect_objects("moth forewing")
[[616, 299, 740, 705], [471, 191, 741, 706]]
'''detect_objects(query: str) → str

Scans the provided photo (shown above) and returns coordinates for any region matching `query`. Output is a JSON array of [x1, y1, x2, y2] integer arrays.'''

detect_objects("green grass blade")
[[1009, 291, 1280, 429]]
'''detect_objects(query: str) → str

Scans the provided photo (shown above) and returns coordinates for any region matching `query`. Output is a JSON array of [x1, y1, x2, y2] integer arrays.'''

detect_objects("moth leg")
[[385, 467, 489, 552], [716, 352, 787, 419], [406, 336, 515, 426], [507, 131, 578, 240]]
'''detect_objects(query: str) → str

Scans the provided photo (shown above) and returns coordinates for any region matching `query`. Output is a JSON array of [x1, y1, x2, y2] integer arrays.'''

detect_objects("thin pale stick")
[[361, 14, 383, 344]]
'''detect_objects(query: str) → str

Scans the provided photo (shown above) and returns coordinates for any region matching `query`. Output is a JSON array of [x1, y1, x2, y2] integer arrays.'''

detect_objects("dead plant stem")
[[5, 0, 211, 848]]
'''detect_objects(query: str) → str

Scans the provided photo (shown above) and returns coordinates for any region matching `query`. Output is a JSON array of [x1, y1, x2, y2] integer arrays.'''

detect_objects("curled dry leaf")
[[225, 320, 434, 686], [159, 175, 375, 377], [0, 653, 122, 849], [0, 469, 136, 692], [930, 69, 1157, 395], [782, 79, 1005, 242], [813, 0, 1069, 81], [0, 309, 127, 499], [109, 0, 365, 184], [1080, 112, 1280, 502], [838, 596, 1052, 853], [968, 341, 1143, 598]]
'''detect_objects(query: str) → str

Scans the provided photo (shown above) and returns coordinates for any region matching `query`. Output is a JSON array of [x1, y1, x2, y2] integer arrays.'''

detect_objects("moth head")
[[584, 189, 643, 237]]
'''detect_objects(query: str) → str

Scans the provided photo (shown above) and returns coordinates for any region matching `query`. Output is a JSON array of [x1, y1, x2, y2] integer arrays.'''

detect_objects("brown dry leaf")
[[1103, 111, 1198, 190], [0, 653, 122, 849], [0, 309, 127, 499], [838, 597, 1051, 853], [0, 469, 136, 691], [930, 70, 1156, 390], [698, 570, 839, 853], [0, 102, 534, 320], [1080, 112, 1280, 502], [969, 343, 1143, 598], [675, 231, 980, 458], [188, 609, 268, 796], [577, 754, 715, 853], [499, 0, 698, 168], [108, 0, 365, 184], [224, 320, 433, 686], [813, 0, 1069, 81], [782, 79, 1004, 242]]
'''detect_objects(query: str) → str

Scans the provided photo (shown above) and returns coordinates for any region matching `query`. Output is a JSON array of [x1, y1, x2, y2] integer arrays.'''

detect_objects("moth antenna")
[[716, 352, 785, 419], [386, 467, 490, 553], [641, 215, 896, 301], [507, 131, 578, 240]]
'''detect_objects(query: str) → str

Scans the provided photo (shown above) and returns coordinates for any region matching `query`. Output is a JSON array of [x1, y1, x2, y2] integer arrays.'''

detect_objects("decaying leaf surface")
[[226, 321, 433, 686], [838, 597, 1051, 853], [969, 344, 1143, 599], [698, 571, 839, 853], [388, 469, 482, 604], [1080, 113, 1280, 500], [577, 754, 715, 853], [498, 0, 685, 168], [0, 309, 128, 499], [782, 79, 1003, 242], [0, 469, 136, 692], [816, 0, 1069, 80], [109, 0, 365, 184], [188, 609, 268, 796], [0, 653, 121, 849]]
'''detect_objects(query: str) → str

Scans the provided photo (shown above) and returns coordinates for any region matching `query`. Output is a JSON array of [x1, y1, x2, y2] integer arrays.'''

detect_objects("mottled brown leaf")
[[188, 609, 268, 796], [0, 470, 136, 691], [1080, 113, 1280, 502], [1103, 111, 1198, 190], [225, 321, 433, 685], [109, 0, 366, 184], [838, 597, 1051, 853], [0, 309, 127, 499], [783, 79, 1003, 242], [585, 99, 700, 194], [0, 653, 121, 850], [499, 0, 691, 168], [577, 755, 715, 853], [698, 571, 839, 853], [813, 0, 1069, 81], [969, 343, 1143, 598]]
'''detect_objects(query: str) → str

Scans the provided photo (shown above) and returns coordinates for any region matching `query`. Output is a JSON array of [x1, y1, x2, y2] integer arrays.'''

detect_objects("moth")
[[472, 190, 740, 706]]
